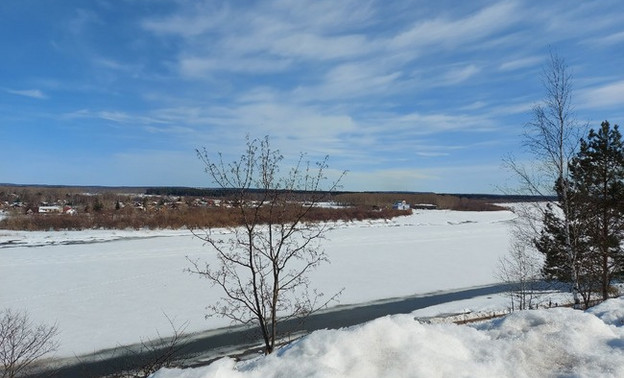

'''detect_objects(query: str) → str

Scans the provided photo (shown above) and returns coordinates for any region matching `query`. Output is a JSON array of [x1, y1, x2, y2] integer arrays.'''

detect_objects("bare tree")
[[0, 309, 59, 378], [190, 136, 345, 354], [110, 314, 189, 378], [503, 51, 585, 307], [497, 237, 543, 311], [59, 314, 188, 378]]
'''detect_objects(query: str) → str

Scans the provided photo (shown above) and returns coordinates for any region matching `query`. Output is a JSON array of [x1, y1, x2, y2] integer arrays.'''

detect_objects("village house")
[[392, 200, 410, 210], [63, 205, 77, 215], [38, 205, 62, 213]]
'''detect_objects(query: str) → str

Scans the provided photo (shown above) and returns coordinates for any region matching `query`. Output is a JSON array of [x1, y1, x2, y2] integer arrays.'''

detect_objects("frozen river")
[[0, 209, 516, 358]]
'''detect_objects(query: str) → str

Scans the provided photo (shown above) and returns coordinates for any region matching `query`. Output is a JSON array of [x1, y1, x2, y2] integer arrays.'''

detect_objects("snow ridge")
[[154, 298, 624, 377]]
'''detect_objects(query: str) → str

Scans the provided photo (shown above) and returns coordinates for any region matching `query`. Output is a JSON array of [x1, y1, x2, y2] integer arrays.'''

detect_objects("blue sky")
[[1, 0, 623, 193]]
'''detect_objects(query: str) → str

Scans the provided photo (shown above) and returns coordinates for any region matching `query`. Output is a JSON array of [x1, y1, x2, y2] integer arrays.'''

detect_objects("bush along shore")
[[0, 185, 509, 231]]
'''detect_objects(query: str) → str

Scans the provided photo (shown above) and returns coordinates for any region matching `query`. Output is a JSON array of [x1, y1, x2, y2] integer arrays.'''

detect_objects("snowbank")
[[587, 296, 624, 326], [153, 300, 624, 378]]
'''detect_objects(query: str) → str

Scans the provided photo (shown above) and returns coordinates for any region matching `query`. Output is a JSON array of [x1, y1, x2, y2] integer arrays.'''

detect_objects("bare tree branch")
[[0, 308, 59, 378], [502, 51, 586, 308], [190, 136, 344, 354]]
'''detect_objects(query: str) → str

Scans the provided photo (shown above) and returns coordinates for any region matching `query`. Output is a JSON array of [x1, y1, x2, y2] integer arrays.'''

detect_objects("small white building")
[[392, 200, 410, 210], [38, 205, 62, 213], [63, 206, 77, 215]]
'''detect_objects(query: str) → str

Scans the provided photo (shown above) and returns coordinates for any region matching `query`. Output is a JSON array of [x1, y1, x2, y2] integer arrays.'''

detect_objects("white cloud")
[[143, 0, 377, 79], [178, 56, 292, 77], [5, 88, 47, 99], [389, 2, 520, 50], [92, 57, 144, 76], [416, 151, 450, 157], [265, 0, 375, 33], [62, 109, 168, 126], [499, 56, 542, 72], [540, 1, 623, 43], [374, 111, 496, 136], [68, 8, 102, 35], [141, 0, 521, 102], [141, 2, 232, 37], [460, 101, 488, 111], [487, 101, 534, 116], [8, 0, 623, 193], [292, 62, 403, 101], [204, 102, 359, 148], [440, 64, 480, 85], [585, 30, 624, 46], [579, 80, 624, 109], [98, 111, 136, 123], [270, 33, 371, 61]]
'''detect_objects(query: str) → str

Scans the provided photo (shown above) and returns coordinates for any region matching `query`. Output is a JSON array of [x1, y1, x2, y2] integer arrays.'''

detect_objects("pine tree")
[[535, 121, 624, 307], [535, 203, 571, 281], [535, 191, 595, 308], [568, 121, 624, 300]]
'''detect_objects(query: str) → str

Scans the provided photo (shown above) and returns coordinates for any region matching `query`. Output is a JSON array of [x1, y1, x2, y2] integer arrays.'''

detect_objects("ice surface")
[[1, 209, 517, 357]]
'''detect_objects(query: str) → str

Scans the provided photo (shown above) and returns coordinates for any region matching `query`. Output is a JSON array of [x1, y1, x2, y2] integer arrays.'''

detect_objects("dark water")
[[33, 284, 510, 377]]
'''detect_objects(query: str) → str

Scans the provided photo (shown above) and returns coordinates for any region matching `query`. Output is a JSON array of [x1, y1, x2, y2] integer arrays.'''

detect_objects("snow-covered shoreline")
[[153, 298, 624, 378]]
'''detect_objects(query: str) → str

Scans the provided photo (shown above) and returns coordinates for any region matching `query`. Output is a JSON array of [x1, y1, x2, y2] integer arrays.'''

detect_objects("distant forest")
[[145, 186, 551, 203], [0, 184, 551, 231]]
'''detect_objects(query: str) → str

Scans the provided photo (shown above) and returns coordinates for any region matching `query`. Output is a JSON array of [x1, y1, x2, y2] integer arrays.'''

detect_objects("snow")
[[2, 209, 516, 357], [0, 228, 191, 248], [153, 301, 624, 378], [587, 296, 624, 326]]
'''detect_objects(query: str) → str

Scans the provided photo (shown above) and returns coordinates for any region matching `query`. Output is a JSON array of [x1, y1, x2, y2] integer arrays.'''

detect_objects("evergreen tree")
[[535, 190, 596, 308], [536, 121, 624, 307], [568, 121, 624, 300], [535, 203, 572, 281]]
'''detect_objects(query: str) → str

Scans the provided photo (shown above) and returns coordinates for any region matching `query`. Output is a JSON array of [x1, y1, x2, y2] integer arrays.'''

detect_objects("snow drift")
[[153, 298, 624, 378]]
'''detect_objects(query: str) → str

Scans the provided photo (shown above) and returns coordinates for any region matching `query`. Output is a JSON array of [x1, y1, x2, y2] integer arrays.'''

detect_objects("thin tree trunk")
[[603, 253, 609, 300]]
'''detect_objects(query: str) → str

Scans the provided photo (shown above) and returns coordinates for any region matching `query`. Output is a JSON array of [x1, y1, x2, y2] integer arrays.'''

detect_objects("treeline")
[[0, 185, 513, 231], [0, 205, 408, 231], [146, 188, 513, 211], [333, 192, 507, 211], [145, 187, 233, 197]]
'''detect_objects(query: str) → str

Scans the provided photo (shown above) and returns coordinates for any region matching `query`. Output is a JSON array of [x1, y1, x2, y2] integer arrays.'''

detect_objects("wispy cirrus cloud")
[[141, 3, 231, 37], [578, 80, 624, 109], [178, 56, 293, 77], [62, 109, 165, 126], [5, 88, 47, 99], [141, 0, 523, 87], [388, 1, 521, 50], [499, 56, 542, 72], [368, 111, 497, 136], [5, 0, 624, 191], [440, 64, 481, 86], [582, 30, 624, 47], [291, 62, 403, 102]]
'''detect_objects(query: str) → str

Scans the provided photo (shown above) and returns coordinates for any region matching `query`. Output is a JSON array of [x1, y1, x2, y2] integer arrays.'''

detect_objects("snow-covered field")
[[154, 298, 624, 378], [0, 209, 517, 358]]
